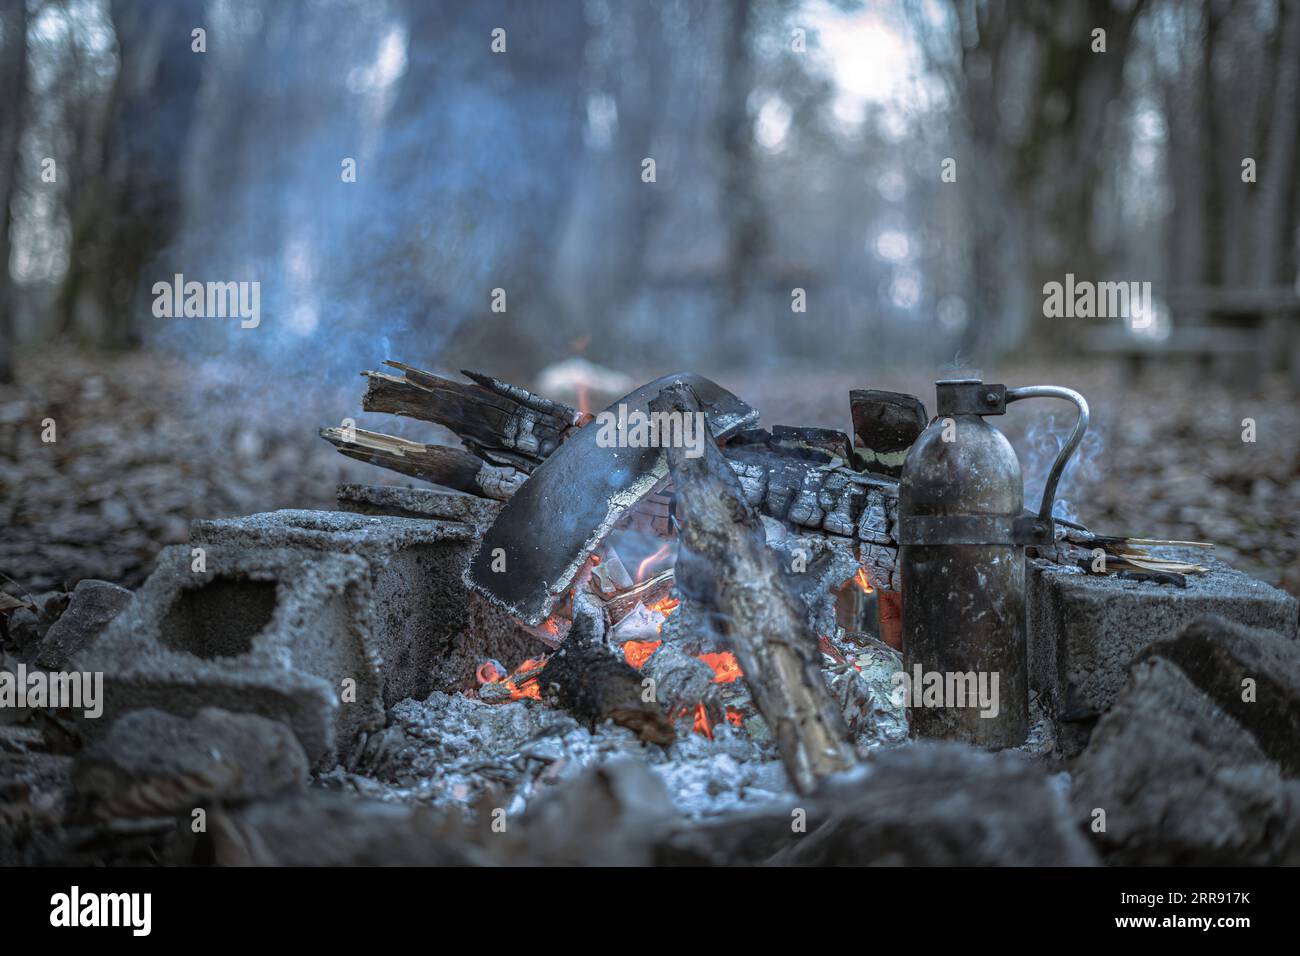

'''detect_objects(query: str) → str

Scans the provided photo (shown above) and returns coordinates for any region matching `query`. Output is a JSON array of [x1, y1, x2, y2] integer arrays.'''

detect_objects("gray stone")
[[74, 544, 385, 764], [37, 579, 132, 669], [191, 509, 487, 705], [1136, 616, 1300, 775], [336, 482, 504, 530], [1028, 551, 1298, 754], [0, 744, 74, 865], [2, 591, 70, 657], [72, 707, 308, 819], [1072, 656, 1300, 864]]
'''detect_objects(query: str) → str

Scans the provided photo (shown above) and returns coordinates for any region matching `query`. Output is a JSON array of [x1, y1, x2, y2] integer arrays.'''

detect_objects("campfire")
[[320, 361, 1213, 795]]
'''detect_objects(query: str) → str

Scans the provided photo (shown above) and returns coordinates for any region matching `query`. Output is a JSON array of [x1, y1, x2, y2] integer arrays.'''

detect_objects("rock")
[[781, 743, 1096, 865], [1072, 656, 1300, 864], [37, 580, 132, 669], [73, 707, 308, 820], [1135, 615, 1300, 776], [1, 591, 70, 657]]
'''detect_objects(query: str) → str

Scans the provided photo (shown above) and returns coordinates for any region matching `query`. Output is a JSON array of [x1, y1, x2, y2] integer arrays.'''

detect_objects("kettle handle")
[[1004, 386, 1090, 524]]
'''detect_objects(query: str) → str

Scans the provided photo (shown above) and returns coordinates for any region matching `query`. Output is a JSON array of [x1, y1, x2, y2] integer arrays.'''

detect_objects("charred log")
[[361, 362, 585, 472], [319, 426, 526, 500], [850, 389, 928, 478], [652, 383, 857, 795], [536, 608, 675, 746]]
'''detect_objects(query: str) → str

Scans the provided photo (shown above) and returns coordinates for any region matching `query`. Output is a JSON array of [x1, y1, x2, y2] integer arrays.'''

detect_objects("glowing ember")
[[854, 567, 874, 594], [690, 702, 712, 739], [646, 595, 680, 617], [486, 561, 745, 739], [622, 639, 662, 669], [479, 654, 549, 701], [476, 660, 507, 684], [697, 651, 742, 684]]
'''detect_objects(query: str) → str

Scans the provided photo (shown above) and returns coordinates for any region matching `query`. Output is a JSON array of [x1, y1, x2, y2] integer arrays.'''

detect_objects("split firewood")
[[1037, 524, 1214, 576], [319, 426, 526, 500], [651, 382, 857, 795], [361, 362, 586, 472]]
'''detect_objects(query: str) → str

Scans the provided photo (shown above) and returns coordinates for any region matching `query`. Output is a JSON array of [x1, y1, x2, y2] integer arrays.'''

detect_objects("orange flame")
[[854, 567, 874, 594], [646, 595, 680, 616], [635, 543, 673, 583]]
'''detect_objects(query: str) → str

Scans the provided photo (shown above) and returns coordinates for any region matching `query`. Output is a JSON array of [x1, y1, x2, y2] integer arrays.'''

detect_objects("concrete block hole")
[[159, 576, 278, 659]]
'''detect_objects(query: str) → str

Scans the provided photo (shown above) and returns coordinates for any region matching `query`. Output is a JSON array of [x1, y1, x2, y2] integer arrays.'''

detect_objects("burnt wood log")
[[850, 389, 928, 478], [536, 604, 675, 745], [319, 426, 526, 500], [361, 362, 587, 472], [651, 383, 857, 795]]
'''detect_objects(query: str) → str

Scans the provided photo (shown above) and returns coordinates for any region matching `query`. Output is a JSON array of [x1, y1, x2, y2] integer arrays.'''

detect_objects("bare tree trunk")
[[720, 0, 762, 315], [0, 0, 27, 382], [1250, 0, 1300, 286], [58, 0, 206, 347]]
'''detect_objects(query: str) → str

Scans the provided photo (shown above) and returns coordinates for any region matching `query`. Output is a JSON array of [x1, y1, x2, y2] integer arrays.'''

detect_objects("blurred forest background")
[[2, 0, 1299, 596]]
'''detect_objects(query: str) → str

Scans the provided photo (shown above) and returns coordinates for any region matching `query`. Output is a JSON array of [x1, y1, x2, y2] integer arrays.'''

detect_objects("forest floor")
[[2, 347, 1298, 600]]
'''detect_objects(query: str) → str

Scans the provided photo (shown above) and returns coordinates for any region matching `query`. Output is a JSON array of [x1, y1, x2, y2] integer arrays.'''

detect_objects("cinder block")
[[74, 545, 384, 764], [190, 510, 496, 703], [1028, 551, 1299, 754], [336, 483, 504, 531]]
